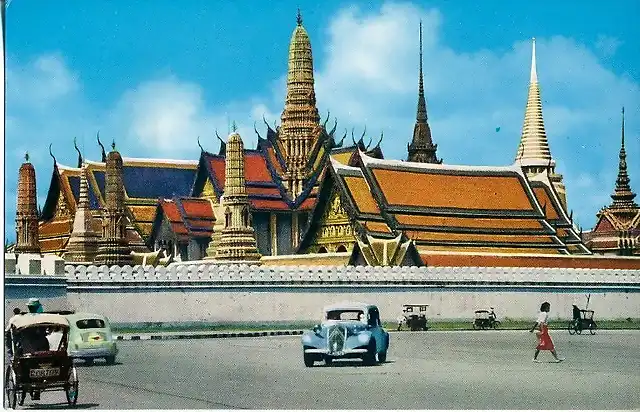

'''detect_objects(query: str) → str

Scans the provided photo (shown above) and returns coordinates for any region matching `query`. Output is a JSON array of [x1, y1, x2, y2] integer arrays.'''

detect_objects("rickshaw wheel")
[[576, 325, 583, 335], [65, 367, 79, 406], [492, 321, 501, 330], [472, 323, 478, 330], [567, 321, 576, 335], [4, 367, 17, 409], [18, 390, 26, 406], [589, 323, 597, 335]]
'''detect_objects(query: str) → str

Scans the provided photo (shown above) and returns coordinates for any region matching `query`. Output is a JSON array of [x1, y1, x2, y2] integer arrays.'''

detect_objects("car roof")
[[323, 302, 376, 312], [65, 313, 109, 322], [10, 313, 70, 330]]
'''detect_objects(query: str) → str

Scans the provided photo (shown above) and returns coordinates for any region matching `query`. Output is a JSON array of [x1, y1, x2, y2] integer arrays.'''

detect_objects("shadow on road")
[[73, 360, 123, 368], [22, 402, 100, 409], [315, 360, 392, 368]]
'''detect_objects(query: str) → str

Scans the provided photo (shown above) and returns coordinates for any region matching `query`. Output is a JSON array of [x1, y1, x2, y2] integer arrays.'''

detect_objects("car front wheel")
[[363, 340, 376, 366], [105, 356, 116, 365], [378, 351, 387, 363]]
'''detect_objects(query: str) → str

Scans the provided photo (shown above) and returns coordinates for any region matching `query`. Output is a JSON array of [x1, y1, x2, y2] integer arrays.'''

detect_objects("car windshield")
[[76, 319, 105, 329], [326, 310, 364, 321]]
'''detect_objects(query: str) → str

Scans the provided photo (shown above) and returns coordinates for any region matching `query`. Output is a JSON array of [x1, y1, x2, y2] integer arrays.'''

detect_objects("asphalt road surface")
[[15, 330, 640, 410]]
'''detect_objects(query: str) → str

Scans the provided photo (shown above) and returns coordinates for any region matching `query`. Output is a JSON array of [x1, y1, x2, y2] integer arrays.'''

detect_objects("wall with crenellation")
[[60, 263, 640, 324]]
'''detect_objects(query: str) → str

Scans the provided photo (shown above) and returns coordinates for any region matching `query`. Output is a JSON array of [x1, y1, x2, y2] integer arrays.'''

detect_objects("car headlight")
[[357, 332, 370, 344], [302, 334, 312, 343]]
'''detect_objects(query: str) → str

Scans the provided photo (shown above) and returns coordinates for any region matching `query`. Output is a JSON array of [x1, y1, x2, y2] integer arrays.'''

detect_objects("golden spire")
[[610, 107, 638, 209], [279, 9, 321, 197], [515, 38, 554, 169], [64, 163, 99, 263]]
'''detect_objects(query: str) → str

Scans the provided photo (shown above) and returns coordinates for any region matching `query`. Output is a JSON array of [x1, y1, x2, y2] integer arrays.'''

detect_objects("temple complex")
[[21, 15, 638, 268], [15, 153, 41, 255], [584, 108, 640, 255], [515, 39, 567, 211], [213, 127, 262, 262], [407, 21, 441, 164], [93, 143, 133, 266]]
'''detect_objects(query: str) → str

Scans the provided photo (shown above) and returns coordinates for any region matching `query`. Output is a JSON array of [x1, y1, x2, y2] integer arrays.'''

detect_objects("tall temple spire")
[[279, 9, 321, 197], [94, 145, 133, 266], [214, 130, 261, 263], [15, 153, 41, 254], [64, 163, 99, 263], [407, 20, 441, 164], [610, 107, 638, 209], [515, 38, 554, 169]]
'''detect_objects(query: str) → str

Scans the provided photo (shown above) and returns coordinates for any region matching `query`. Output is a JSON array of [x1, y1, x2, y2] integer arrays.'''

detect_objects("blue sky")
[[3, 0, 640, 242]]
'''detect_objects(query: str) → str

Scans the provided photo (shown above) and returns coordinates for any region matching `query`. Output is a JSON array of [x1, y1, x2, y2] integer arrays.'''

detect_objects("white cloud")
[[595, 35, 622, 58], [7, 53, 79, 108]]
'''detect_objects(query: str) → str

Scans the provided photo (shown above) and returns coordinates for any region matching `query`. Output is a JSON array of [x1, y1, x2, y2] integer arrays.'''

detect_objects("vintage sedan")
[[301, 302, 389, 367], [65, 313, 118, 365]]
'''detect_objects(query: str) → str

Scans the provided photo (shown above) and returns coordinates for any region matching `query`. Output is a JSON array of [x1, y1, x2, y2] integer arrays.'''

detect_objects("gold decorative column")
[[214, 128, 262, 263], [94, 143, 133, 266], [15, 153, 41, 254], [64, 163, 99, 263], [278, 9, 321, 197]]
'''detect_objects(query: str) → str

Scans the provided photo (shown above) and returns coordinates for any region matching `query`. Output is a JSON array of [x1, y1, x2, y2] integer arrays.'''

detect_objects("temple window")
[[225, 208, 232, 228], [242, 207, 249, 227], [318, 246, 328, 253], [336, 244, 347, 252]]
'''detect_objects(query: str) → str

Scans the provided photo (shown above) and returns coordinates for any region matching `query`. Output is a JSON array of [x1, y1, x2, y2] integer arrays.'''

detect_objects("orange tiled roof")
[[328, 153, 590, 255]]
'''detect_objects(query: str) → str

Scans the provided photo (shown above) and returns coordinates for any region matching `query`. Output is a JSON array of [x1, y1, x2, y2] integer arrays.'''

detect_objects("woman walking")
[[529, 302, 564, 363]]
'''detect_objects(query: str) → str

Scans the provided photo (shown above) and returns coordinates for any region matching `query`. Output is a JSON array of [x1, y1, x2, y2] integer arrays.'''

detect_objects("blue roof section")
[[88, 186, 101, 210], [122, 166, 197, 199], [93, 170, 106, 199], [68, 176, 80, 204]]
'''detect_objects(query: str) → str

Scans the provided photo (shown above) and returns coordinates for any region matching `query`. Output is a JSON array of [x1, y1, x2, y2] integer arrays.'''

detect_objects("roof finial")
[[74, 137, 83, 168], [296, 8, 302, 26], [25, 152, 29, 162], [231, 121, 237, 133], [197, 136, 204, 152], [111, 140, 116, 150], [97, 131, 107, 162], [530, 37, 538, 83], [48, 143, 57, 165]]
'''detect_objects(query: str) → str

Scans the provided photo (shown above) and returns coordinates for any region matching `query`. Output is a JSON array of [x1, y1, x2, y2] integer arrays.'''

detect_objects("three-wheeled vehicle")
[[398, 304, 429, 331], [4, 314, 79, 409], [472, 309, 500, 330], [568, 309, 597, 335]]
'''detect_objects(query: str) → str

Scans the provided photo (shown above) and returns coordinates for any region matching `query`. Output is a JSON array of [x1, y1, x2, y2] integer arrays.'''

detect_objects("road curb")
[[115, 330, 304, 341]]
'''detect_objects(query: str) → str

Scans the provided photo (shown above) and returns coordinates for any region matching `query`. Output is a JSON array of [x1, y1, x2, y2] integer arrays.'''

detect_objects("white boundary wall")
[[63, 264, 640, 323]]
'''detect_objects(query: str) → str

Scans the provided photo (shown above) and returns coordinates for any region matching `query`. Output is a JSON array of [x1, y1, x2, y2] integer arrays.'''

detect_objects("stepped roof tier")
[[150, 198, 216, 243], [300, 152, 591, 257]]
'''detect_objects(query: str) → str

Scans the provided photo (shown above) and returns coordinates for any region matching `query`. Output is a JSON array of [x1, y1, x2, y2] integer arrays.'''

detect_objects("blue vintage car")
[[301, 302, 389, 367]]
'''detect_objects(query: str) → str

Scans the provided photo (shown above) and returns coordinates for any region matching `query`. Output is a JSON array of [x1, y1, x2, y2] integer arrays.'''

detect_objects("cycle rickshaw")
[[472, 309, 501, 330], [4, 313, 79, 408], [398, 304, 430, 331], [568, 309, 597, 335]]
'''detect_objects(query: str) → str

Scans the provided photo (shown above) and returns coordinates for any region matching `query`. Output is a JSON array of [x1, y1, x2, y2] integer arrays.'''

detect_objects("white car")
[[301, 302, 389, 367]]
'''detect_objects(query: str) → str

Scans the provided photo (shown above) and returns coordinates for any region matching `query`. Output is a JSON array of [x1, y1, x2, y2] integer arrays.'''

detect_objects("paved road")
[[17, 330, 640, 410]]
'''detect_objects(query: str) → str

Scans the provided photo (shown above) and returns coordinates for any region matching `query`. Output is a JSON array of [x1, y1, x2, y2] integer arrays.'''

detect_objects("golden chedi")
[[214, 126, 262, 263], [63, 163, 99, 263]]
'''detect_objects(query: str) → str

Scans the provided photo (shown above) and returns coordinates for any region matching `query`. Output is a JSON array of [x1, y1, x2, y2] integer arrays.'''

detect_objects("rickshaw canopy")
[[10, 314, 70, 330]]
